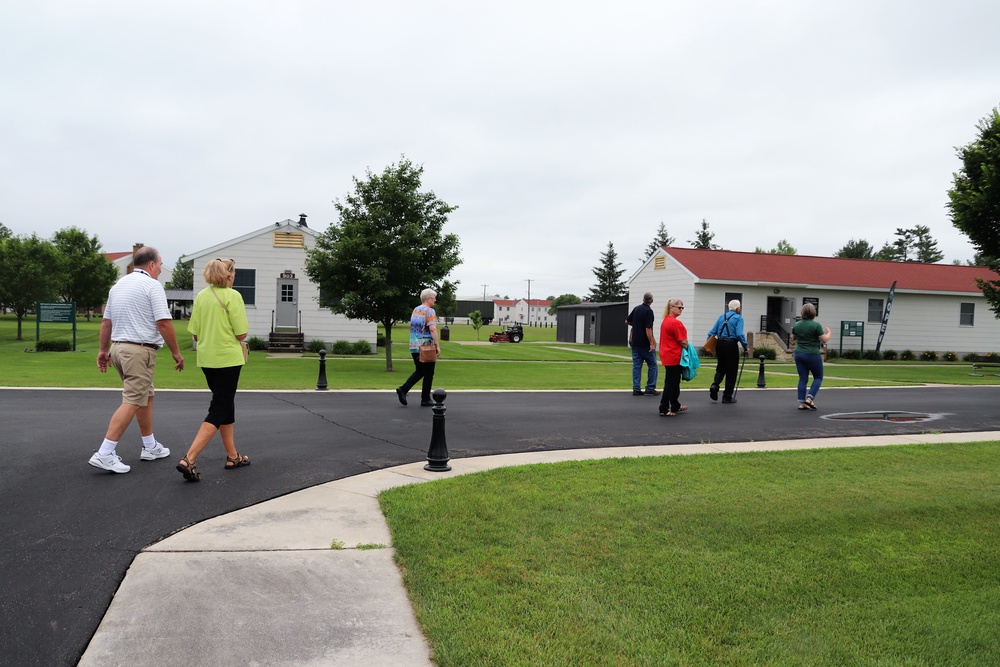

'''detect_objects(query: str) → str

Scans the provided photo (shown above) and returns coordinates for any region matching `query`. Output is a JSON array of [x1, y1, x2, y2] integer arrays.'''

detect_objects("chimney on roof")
[[298, 214, 308, 227], [128, 243, 144, 274]]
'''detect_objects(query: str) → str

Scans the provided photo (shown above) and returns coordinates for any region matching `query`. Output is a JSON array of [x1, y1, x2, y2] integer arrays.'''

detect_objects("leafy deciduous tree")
[[51, 226, 118, 320], [166, 254, 194, 290], [469, 310, 483, 340], [0, 234, 65, 339], [834, 239, 875, 259], [305, 157, 462, 371], [547, 294, 581, 315], [588, 242, 627, 302], [949, 106, 1000, 316], [435, 279, 458, 323], [754, 239, 797, 255]]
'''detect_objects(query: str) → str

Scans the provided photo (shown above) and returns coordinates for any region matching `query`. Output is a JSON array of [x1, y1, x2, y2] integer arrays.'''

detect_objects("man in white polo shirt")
[[88, 246, 185, 473]]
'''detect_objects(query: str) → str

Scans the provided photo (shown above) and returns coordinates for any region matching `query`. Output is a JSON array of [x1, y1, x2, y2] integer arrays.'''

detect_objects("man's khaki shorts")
[[110, 343, 157, 407]]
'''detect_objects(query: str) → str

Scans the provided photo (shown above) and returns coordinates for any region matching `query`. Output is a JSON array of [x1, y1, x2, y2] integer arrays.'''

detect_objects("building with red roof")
[[628, 247, 1000, 356]]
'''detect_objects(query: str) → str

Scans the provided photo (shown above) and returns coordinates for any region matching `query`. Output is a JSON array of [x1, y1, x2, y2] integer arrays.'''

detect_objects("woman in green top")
[[791, 303, 831, 411], [176, 258, 251, 482]]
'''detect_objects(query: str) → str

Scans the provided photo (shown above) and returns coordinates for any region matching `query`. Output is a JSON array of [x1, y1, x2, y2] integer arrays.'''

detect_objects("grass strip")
[[380, 443, 1000, 666]]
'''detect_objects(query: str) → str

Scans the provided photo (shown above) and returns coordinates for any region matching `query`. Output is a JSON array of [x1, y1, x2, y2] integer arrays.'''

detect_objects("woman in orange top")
[[658, 299, 689, 416]]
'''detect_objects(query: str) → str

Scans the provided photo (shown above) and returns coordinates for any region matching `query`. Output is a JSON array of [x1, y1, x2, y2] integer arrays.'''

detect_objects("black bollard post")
[[316, 349, 328, 391], [756, 354, 766, 388], [424, 388, 451, 472]]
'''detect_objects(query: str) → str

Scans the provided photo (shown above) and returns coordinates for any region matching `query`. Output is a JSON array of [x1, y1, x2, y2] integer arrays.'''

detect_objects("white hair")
[[729, 300, 741, 311], [420, 288, 438, 301]]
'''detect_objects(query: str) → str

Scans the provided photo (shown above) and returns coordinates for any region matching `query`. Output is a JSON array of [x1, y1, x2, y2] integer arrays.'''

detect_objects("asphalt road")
[[2, 385, 999, 666]]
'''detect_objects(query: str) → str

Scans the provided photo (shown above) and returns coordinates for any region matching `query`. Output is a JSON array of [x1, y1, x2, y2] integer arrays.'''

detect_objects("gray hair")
[[133, 246, 160, 267], [728, 299, 741, 311], [420, 288, 438, 302], [643, 292, 654, 304]]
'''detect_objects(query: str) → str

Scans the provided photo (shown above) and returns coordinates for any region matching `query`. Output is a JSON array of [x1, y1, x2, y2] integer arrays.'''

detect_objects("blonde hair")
[[664, 299, 684, 318], [204, 258, 235, 287], [800, 303, 817, 319]]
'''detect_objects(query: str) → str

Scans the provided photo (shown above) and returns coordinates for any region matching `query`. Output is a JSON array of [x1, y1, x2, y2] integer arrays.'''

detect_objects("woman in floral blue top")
[[395, 288, 440, 407]]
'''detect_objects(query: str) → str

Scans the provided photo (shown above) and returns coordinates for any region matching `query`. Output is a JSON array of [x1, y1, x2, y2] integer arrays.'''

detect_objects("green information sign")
[[36, 302, 77, 350], [839, 320, 864, 355], [39, 302, 75, 323]]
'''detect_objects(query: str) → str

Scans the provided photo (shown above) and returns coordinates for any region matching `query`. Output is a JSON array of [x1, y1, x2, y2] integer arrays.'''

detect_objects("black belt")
[[116, 341, 159, 350], [718, 337, 737, 341]]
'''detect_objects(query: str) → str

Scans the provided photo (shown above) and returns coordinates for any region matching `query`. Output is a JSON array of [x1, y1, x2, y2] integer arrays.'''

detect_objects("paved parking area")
[[2, 385, 999, 665]]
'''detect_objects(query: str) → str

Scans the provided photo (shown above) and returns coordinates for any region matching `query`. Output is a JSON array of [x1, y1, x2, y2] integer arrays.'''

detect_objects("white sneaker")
[[140, 442, 170, 461], [89, 452, 130, 473]]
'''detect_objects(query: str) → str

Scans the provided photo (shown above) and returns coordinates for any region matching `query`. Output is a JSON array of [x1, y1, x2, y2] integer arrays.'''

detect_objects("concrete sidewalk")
[[79, 430, 1000, 666]]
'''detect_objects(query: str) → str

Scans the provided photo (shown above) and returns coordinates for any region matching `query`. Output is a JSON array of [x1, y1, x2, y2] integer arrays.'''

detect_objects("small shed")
[[556, 302, 628, 346]]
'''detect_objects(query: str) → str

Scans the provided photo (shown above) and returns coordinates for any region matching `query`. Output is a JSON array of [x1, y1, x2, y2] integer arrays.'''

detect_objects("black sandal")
[[225, 453, 250, 470], [176, 457, 200, 482], [805, 397, 817, 411]]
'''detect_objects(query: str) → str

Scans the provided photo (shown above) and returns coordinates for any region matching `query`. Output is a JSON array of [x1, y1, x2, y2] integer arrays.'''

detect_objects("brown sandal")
[[225, 453, 250, 470], [176, 456, 200, 482]]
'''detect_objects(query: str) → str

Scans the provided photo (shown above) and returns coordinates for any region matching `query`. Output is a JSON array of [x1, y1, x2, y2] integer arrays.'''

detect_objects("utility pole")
[[481, 284, 488, 324], [525, 279, 532, 326]]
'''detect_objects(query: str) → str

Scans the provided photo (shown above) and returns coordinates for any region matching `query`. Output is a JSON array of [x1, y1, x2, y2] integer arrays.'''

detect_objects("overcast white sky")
[[2, 1, 998, 300]]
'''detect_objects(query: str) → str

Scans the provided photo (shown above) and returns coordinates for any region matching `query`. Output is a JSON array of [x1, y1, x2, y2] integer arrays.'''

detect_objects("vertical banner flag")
[[875, 280, 896, 352]]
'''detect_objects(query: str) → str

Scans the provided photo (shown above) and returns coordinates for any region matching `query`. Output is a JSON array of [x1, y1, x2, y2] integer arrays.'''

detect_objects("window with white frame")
[[960, 302, 975, 326], [867, 299, 883, 323], [233, 269, 256, 306]]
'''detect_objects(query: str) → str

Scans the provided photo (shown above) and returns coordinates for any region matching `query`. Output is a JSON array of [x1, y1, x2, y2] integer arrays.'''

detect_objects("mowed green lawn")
[[6, 315, 999, 390], [382, 443, 1000, 666]]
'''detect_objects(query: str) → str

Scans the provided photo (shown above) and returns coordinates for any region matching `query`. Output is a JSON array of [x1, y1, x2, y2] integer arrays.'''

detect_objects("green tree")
[[547, 293, 581, 316], [435, 279, 459, 323], [51, 226, 118, 320], [0, 223, 11, 241], [0, 234, 65, 339], [166, 254, 194, 290], [688, 219, 720, 250], [469, 310, 483, 340], [834, 239, 875, 259], [910, 225, 944, 263], [588, 242, 627, 302], [949, 106, 1000, 316], [873, 241, 898, 261], [754, 239, 797, 255], [645, 221, 675, 258], [305, 156, 462, 371], [875, 227, 945, 263]]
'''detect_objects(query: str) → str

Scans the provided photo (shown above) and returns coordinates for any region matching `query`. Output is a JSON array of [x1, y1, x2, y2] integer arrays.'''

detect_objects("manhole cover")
[[821, 411, 944, 423]]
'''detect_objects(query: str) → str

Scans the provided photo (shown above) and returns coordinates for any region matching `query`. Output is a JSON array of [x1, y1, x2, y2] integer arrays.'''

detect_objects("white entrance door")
[[276, 278, 298, 329], [575, 314, 585, 343]]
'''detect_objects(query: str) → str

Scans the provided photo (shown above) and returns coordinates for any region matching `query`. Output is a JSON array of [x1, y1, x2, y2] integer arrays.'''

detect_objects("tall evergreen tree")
[[688, 219, 720, 249], [910, 225, 944, 263], [644, 221, 675, 258], [588, 242, 627, 302]]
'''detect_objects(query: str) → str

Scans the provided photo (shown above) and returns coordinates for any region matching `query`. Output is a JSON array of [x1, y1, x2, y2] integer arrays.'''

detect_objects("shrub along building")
[[628, 247, 1000, 357], [183, 215, 375, 353]]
